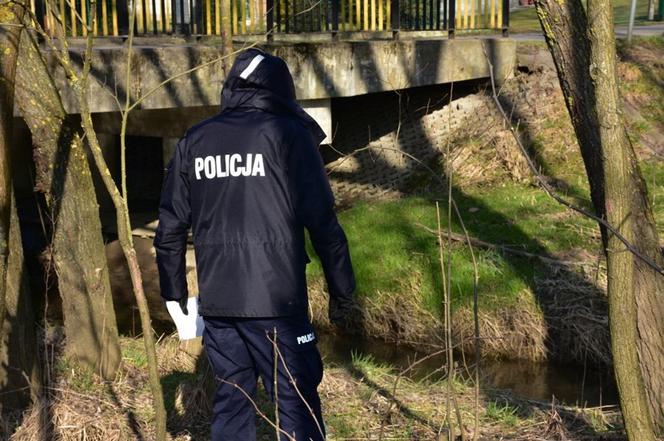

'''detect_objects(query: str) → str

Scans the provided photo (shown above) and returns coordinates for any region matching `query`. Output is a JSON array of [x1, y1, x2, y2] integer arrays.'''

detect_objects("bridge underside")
[[41, 37, 515, 142]]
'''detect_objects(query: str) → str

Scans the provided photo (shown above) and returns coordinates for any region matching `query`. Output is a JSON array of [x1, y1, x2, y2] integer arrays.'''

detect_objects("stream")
[[107, 237, 618, 408]]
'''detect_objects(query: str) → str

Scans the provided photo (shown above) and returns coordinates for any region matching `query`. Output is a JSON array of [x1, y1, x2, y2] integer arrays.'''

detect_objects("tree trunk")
[[14, 30, 122, 380], [535, 0, 664, 437], [0, 0, 26, 332], [79, 70, 169, 441], [0, 192, 41, 410], [648, 0, 655, 20]]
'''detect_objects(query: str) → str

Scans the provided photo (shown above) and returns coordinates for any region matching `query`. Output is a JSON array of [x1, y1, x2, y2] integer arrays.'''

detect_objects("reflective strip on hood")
[[239, 54, 265, 80]]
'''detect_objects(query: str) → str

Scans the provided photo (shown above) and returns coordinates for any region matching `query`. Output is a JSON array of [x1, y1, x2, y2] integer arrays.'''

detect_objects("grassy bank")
[[307, 38, 664, 364], [509, 0, 664, 33], [3, 336, 625, 440]]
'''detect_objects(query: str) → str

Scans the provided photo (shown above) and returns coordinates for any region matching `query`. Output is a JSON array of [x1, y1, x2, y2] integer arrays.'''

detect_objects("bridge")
[[15, 0, 517, 231], [30, 0, 516, 139]]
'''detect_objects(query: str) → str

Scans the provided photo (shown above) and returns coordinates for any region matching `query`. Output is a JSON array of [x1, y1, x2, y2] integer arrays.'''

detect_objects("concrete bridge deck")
[[49, 37, 515, 113], [36, 36, 516, 142]]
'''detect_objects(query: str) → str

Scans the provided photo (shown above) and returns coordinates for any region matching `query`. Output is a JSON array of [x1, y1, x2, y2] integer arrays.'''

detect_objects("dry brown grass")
[[5, 334, 625, 441], [453, 290, 548, 362], [308, 277, 444, 352], [309, 259, 612, 366]]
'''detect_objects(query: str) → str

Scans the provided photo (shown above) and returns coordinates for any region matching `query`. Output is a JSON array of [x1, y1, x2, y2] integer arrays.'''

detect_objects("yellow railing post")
[[81, 0, 88, 35], [101, 0, 109, 34], [71, 0, 78, 35], [232, 0, 238, 33], [496, 0, 501, 29], [205, 0, 211, 33], [377, 0, 382, 30], [385, 0, 390, 29], [215, 0, 220, 33], [112, 0, 118, 33], [240, 0, 246, 33], [370, 0, 374, 29], [146, 0, 154, 33], [165, 0, 172, 32]]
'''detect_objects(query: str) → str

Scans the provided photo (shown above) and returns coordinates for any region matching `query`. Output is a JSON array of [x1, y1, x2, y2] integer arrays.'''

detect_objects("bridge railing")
[[31, 0, 509, 37]]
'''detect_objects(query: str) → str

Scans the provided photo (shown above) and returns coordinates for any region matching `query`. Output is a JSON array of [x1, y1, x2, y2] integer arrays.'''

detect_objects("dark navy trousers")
[[203, 315, 326, 441]]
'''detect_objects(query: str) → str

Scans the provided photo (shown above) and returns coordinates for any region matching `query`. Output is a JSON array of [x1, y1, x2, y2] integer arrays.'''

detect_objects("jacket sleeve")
[[287, 124, 356, 305], [154, 137, 191, 303]]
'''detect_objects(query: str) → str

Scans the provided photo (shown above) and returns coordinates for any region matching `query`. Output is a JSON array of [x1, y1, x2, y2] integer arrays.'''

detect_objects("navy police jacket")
[[154, 49, 356, 318]]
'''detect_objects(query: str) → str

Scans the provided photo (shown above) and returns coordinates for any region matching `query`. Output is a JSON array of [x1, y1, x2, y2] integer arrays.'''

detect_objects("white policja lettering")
[[194, 154, 266, 180]]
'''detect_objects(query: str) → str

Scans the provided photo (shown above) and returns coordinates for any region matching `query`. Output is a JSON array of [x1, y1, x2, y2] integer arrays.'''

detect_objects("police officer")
[[154, 48, 356, 440]]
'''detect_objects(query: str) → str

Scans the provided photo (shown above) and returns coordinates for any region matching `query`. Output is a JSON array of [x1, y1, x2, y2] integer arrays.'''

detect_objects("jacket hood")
[[221, 49, 326, 144]]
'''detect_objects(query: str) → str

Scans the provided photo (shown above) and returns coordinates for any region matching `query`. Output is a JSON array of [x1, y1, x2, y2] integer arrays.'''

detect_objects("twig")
[[482, 44, 664, 278], [272, 327, 280, 439], [267, 333, 326, 440], [415, 223, 597, 266], [217, 378, 296, 441]]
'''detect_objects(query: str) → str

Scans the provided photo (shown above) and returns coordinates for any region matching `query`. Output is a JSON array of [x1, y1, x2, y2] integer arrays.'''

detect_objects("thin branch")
[[482, 45, 664, 278], [272, 327, 280, 439], [217, 378, 297, 441], [266, 333, 326, 440], [415, 223, 597, 266]]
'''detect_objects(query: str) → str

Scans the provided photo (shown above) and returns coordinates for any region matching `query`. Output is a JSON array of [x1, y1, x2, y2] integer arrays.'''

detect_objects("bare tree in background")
[[535, 0, 664, 438], [13, 20, 122, 380], [0, 195, 41, 410], [0, 0, 26, 335]]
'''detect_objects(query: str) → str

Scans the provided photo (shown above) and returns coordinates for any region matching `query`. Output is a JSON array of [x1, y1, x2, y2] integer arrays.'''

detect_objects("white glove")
[[165, 297, 204, 340]]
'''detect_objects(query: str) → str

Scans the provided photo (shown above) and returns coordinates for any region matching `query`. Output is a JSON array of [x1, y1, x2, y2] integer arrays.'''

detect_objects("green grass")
[[122, 337, 148, 368], [485, 400, 523, 426], [54, 357, 99, 394], [642, 161, 664, 237], [617, 37, 664, 130], [306, 181, 598, 316], [509, 0, 663, 34]]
